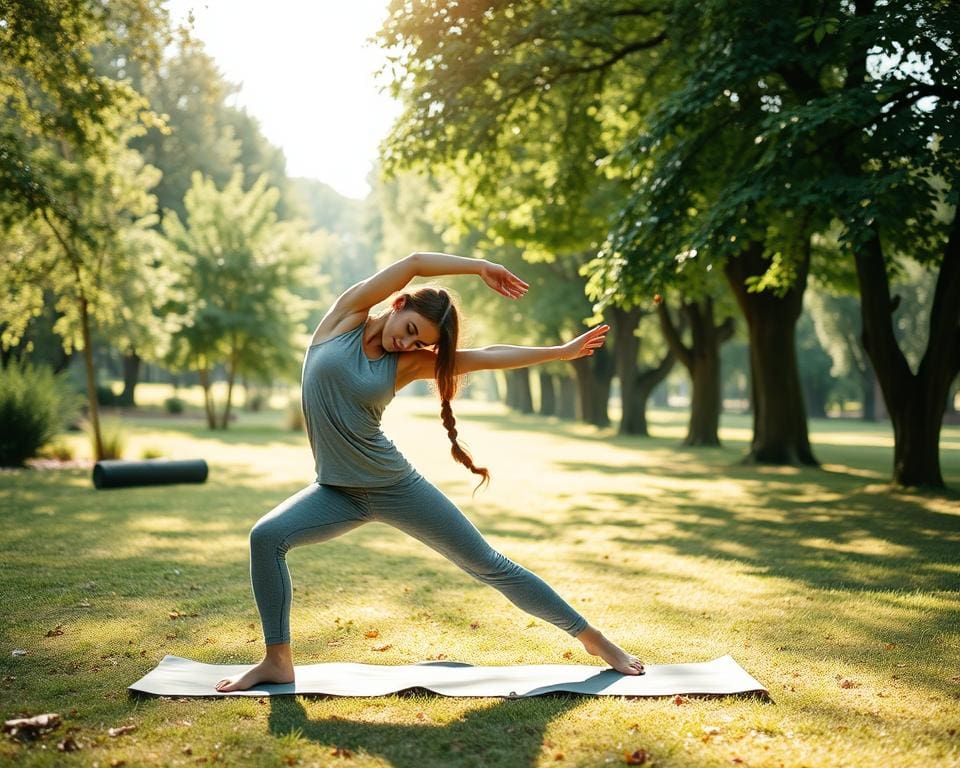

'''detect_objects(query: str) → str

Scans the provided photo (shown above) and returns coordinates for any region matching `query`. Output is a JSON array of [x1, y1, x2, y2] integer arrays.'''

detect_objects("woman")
[[216, 252, 643, 692]]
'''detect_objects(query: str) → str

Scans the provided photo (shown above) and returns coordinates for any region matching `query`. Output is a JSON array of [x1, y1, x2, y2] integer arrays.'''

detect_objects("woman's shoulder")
[[309, 311, 367, 348]]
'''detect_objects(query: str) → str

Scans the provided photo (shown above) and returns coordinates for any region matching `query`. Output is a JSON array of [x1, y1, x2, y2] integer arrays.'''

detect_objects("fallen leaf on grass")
[[625, 749, 650, 765], [108, 724, 137, 737], [703, 725, 721, 736], [470, 621, 480, 629], [562, 651, 573, 660], [3, 713, 61, 739], [883, 643, 896, 650], [364, 629, 380, 639], [673, 695, 689, 705], [331, 746, 353, 758], [836, 676, 861, 689], [372, 643, 392, 652]]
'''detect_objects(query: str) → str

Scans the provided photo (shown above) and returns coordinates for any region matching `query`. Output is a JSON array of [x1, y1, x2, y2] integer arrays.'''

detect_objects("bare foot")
[[214, 657, 295, 692], [577, 626, 644, 675]]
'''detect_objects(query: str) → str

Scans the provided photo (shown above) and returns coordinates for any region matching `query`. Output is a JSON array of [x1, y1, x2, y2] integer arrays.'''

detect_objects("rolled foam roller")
[[92, 459, 209, 489]]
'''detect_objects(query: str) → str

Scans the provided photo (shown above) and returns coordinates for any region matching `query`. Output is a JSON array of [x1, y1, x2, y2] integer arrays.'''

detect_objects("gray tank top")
[[301, 321, 414, 486]]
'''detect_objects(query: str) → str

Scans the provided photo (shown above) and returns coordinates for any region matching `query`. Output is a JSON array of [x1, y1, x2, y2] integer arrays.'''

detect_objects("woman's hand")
[[559, 324, 609, 361], [479, 261, 529, 299]]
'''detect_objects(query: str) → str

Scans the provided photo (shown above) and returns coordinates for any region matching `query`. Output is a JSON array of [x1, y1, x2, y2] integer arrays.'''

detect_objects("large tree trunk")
[[557, 375, 577, 420], [610, 305, 675, 436], [571, 345, 613, 427], [506, 368, 534, 414], [657, 297, 733, 446], [854, 218, 960, 488], [78, 293, 104, 460], [725, 242, 817, 465], [119, 350, 140, 407], [860, 365, 878, 422], [539, 371, 557, 416]]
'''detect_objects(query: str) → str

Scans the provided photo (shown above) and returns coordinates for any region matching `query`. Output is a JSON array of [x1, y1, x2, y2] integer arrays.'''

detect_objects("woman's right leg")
[[216, 483, 368, 692]]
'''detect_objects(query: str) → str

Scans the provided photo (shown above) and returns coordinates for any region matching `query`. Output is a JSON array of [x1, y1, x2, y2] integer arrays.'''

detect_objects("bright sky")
[[164, 0, 402, 200]]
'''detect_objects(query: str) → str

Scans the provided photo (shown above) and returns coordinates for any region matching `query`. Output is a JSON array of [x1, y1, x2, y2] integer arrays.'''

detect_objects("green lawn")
[[2, 395, 959, 767]]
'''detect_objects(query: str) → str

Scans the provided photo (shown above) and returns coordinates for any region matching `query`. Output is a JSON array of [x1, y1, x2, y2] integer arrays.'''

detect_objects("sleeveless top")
[[301, 322, 414, 486]]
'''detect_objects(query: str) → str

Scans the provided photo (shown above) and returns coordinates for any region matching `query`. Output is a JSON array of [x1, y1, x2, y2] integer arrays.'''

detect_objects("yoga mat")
[[129, 654, 767, 699], [93, 459, 208, 489]]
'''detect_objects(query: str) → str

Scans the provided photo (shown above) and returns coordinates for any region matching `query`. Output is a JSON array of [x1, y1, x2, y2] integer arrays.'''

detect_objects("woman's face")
[[383, 306, 440, 353]]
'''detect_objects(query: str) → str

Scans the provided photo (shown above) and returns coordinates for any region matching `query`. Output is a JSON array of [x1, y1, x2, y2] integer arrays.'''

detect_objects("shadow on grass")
[[555, 460, 960, 593], [267, 694, 581, 768]]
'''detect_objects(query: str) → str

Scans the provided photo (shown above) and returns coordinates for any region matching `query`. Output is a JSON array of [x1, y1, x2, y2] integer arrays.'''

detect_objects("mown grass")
[[1, 393, 958, 767]]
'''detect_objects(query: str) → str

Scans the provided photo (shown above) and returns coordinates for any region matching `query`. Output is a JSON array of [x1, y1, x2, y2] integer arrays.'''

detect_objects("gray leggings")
[[248, 471, 588, 644]]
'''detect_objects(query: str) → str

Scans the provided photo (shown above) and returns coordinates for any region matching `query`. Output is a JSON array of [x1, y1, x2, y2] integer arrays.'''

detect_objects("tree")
[[0, 0, 168, 456], [163, 171, 313, 429], [591, 0, 959, 487], [656, 294, 735, 445]]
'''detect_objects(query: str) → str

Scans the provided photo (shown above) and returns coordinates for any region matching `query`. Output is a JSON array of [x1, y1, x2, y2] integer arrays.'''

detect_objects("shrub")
[[164, 396, 185, 414], [96, 384, 121, 406], [0, 361, 81, 466], [141, 446, 164, 459]]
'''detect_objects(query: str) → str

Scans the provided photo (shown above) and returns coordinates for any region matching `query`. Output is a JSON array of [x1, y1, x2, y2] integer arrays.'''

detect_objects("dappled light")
[[3, 396, 958, 765]]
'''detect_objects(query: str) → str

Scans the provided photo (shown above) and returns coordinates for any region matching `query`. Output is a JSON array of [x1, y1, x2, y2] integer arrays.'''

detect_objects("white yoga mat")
[[129, 654, 767, 699]]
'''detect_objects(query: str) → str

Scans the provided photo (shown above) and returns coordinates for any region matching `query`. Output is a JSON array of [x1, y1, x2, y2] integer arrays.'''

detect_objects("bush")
[[164, 396, 185, 414], [96, 384, 121, 406], [141, 446, 164, 459], [0, 361, 81, 466]]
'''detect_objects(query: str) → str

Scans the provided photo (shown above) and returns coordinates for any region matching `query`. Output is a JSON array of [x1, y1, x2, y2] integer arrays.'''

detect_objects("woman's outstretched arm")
[[454, 325, 609, 375], [329, 252, 527, 318]]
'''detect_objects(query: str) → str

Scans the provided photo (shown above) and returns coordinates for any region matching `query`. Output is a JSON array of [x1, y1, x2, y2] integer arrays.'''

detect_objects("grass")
[[1, 393, 959, 767]]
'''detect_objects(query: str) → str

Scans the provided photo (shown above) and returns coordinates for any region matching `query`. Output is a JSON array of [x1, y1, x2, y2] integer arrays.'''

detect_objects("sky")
[[164, 0, 403, 200]]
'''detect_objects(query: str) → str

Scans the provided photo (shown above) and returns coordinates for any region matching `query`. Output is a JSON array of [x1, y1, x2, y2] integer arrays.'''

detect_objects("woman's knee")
[[470, 548, 525, 583], [249, 519, 286, 556]]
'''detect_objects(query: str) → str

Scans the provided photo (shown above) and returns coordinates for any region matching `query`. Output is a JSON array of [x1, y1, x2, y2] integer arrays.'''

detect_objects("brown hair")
[[400, 286, 490, 490]]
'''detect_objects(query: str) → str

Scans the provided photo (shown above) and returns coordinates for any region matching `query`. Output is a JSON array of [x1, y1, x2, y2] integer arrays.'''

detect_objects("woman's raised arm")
[[330, 252, 528, 319]]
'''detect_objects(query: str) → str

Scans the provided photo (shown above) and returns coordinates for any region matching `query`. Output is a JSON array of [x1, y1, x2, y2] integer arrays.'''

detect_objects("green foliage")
[[597, 0, 959, 296], [0, 360, 80, 466], [96, 384, 122, 407], [0, 0, 166, 231], [378, 0, 665, 299], [163, 396, 185, 414]]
